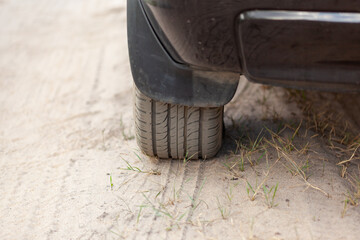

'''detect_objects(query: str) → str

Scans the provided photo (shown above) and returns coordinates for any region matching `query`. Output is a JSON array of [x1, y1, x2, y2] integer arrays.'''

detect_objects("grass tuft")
[[263, 183, 279, 208]]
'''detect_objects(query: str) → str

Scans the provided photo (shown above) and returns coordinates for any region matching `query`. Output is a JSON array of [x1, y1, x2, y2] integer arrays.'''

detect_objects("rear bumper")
[[238, 10, 360, 91]]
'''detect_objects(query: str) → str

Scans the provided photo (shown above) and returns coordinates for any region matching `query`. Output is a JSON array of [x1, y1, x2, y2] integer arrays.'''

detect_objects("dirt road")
[[1, 1, 359, 239]]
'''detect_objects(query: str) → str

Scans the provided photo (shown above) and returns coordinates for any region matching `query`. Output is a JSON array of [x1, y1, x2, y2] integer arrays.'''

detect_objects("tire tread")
[[134, 87, 222, 159]]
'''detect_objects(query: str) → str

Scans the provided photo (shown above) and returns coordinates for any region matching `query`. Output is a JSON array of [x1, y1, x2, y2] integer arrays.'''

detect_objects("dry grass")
[[225, 88, 360, 214], [286, 89, 360, 210]]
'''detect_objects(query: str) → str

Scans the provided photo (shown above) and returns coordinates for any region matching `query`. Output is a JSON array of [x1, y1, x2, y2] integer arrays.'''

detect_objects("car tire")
[[134, 87, 223, 159]]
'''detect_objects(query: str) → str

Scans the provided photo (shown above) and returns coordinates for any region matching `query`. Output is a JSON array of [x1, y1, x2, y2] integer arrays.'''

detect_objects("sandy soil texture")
[[1, 1, 359, 239]]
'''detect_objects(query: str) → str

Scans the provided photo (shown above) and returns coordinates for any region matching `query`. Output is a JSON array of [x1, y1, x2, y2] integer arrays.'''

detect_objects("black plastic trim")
[[238, 10, 360, 92], [127, 0, 240, 107]]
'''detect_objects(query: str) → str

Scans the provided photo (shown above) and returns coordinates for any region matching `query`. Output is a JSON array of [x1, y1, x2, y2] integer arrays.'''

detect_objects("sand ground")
[[1, 0, 359, 239]]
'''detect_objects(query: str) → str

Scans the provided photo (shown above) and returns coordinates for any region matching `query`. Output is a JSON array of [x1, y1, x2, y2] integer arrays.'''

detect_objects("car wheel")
[[134, 87, 223, 159]]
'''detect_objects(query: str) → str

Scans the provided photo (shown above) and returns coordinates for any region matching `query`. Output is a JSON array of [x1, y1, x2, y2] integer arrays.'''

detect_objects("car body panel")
[[142, 0, 360, 72]]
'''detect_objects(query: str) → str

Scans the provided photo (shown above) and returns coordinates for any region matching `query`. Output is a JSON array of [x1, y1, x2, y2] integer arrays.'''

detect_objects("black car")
[[127, 0, 360, 159]]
